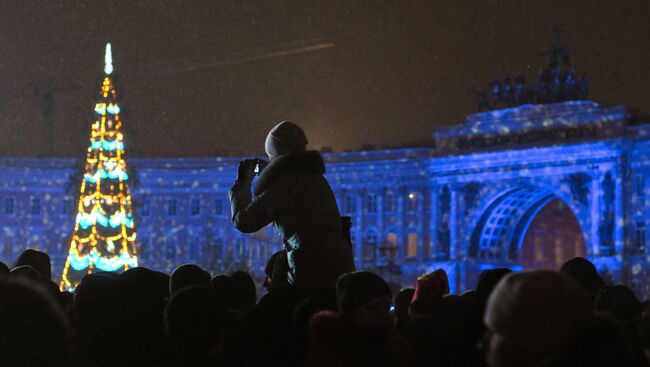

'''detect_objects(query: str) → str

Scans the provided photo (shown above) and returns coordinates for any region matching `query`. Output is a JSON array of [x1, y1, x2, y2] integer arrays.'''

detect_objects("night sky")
[[0, 0, 648, 158]]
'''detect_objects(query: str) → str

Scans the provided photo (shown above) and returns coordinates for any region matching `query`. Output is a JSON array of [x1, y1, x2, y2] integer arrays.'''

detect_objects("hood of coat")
[[254, 151, 325, 195]]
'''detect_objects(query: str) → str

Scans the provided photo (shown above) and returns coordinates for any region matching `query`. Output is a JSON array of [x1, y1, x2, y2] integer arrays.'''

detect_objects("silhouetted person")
[[231, 270, 257, 312], [211, 274, 247, 367], [307, 271, 407, 367], [116, 267, 167, 366], [293, 296, 337, 341], [480, 271, 592, 367], [12, 249, 51, 280], [560, 257, 605, 298], [229, 121, 355, 289], [170, 263, 211, 295], [0, 277, 72, 366], [393, 288, 415, 335], [74, 273, 120, 366], [594, 285, 642, 327], [476, 268, 512, 304], [165, 285, 225, 366], [409, 269, 449, 319]]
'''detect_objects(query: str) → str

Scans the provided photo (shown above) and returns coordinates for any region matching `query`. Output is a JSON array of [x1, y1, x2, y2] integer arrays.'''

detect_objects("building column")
[[397, 187, 405, 265], [417, 187, 425, 262], [354, 191, 363, 266], [614, 168, 624, 256], [377, 191, 384, 260], [449, 185, 459, 260], [590, 170, 602, 257], [429, 186, 439, 259]]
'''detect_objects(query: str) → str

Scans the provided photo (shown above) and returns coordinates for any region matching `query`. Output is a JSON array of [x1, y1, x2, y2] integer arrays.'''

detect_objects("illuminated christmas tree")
[[60, 43, 138, 290]]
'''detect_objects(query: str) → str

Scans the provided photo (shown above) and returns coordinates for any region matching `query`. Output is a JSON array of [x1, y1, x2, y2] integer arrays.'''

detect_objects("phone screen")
[[254, 163, 260, 174]]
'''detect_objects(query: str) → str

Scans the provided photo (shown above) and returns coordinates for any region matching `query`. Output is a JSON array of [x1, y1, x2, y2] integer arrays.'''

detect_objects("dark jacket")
[[229, 151, 355, 289]]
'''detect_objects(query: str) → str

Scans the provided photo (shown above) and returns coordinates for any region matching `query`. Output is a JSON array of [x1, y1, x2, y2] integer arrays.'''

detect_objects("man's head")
[[559, 257, 605, 296], [170, 264, 211, 295], [481, 271, 592, 367], [13, 249, 51, 280], [336, 271, 392, 332], [264, 121, 308, 160], [165, 285, 224, 363]]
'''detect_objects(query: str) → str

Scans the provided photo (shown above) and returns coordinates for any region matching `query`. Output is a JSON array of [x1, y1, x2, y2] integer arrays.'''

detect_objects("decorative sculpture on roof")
[[475, 28, 589, 111]]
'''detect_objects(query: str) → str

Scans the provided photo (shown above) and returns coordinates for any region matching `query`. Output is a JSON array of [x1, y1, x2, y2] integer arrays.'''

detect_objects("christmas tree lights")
[[60, 43, 138, 290]]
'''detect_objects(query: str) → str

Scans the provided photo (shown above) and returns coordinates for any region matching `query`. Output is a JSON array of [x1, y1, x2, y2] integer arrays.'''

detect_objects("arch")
[[470, 185, 588, 262]]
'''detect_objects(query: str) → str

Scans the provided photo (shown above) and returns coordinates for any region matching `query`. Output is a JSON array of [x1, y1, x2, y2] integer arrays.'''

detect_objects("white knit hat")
[[264, 121, 308, 159], [484, 271, 592, 353]]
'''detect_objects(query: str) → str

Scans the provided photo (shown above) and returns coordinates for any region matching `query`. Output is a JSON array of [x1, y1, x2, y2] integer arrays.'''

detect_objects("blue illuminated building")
[[0, 99, 648, 297]]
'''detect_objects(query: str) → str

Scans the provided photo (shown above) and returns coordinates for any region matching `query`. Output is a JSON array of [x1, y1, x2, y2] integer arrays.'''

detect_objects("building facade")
[[0, 101, 648, 297]]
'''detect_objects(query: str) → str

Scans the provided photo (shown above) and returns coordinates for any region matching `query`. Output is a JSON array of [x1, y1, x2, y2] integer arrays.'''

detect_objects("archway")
[[519, 198, 585, 269], [470, 186, 586, 269]]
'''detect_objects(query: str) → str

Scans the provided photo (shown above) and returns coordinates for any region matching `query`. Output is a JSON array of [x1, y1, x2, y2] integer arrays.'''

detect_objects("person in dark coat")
[[229, 121, 355, 289], [13, 249, 51, 280], [306, 271, 410, 367]]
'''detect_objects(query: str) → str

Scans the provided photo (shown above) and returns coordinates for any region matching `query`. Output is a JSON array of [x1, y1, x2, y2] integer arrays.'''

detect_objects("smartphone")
[[254, 163, 260, 175]]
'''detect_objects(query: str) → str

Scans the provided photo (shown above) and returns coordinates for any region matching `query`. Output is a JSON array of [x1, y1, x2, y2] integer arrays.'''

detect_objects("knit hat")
[[264, 121, 308, 159], [476, 268, 512, 300], [559, 257, 605, 296], [409, 269, 449, 317], [484, 271, 592, 353], [336, 271, 391, 317]]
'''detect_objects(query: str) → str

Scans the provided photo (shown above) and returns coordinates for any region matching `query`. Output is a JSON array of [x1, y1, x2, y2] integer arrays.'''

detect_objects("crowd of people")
[[2, 249, 650, 367], [1, 121, 649, 366]]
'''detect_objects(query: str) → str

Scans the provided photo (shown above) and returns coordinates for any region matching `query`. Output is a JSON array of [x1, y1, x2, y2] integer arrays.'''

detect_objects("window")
[[345, 195, 357, 213], [190, 198, 201, 216], [4, 198, 14, 215], [167, 199, 177, 216], [385, 192, 396, 212], [637, 221, 646, 252], [363, 228, 377, 260], [366, 193, 377, 213], [406, 230, 418, 257], [214, 198, 223, 216], [140, 199, 150, 216], [30, 197, 41, 216], [387, 233, 398, 247], [211, 236, 224, 258], [62, 198, 73, 216], [407, 192, 418, 211], [382, 232, 398, 258]]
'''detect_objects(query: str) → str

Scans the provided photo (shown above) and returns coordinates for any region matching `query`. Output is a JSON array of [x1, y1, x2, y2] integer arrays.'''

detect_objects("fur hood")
[[254, 151, 325, 195]]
